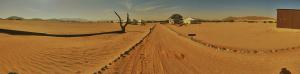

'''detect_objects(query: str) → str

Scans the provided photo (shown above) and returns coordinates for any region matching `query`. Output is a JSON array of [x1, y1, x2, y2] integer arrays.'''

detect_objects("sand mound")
[[0, 20, 154, 74]]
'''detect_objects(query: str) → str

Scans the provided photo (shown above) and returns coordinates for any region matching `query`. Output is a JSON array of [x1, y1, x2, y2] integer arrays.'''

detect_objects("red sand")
[[0, 20, 153, 74], [103, 24, 300, 74], [1, 21, 300, 74]]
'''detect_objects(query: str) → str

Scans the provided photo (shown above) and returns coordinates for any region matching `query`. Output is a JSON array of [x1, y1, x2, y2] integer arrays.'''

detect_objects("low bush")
[[31, 18, 44, 21]]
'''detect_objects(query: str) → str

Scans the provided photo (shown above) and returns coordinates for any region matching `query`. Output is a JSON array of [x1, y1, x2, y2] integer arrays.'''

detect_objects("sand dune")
[[103, 24, 300, 74], [0, 20, 153, 74]]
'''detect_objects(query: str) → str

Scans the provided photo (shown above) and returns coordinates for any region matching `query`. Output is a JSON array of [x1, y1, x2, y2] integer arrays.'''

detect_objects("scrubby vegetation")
[[6, 16, 24, 20], [169, 14, 183, 24], [30, 18, 44, 21]]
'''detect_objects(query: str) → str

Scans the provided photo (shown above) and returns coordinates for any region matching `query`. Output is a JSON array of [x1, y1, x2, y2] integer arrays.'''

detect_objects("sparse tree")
[[169, 14, 183, 24], [114, 11, 130, 33]]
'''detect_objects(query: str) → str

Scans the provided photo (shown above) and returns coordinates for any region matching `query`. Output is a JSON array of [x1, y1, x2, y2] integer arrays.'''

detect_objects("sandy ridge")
[[92, 25, 156, 74], [166, 25, 299, 54]]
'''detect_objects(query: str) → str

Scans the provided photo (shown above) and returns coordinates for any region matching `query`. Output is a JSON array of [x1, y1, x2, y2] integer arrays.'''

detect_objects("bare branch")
[[114, 11, 123, 26], [114, 11, 130, 33], [124, 13, 130, 27]]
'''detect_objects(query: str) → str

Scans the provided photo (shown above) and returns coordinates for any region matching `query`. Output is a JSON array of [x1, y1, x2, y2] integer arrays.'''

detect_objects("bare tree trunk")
[[121, 26, 126, 33], [114, 11, 130, 33]]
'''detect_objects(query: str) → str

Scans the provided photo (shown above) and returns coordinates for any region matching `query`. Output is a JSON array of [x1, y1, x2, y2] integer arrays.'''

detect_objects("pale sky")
[[0, 0, 299, 21]]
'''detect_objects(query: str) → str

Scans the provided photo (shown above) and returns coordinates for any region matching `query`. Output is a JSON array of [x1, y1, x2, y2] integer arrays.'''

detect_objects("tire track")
[[101, 25, 203, 74], [92, 25, 156, 74]]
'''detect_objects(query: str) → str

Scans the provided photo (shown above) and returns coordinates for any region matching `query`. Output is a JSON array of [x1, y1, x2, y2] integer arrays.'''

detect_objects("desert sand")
[[167, 22, 300, 50], [103, 24, 300, 74], [0, 20, 153, 74], [1, 21, 300, 74]]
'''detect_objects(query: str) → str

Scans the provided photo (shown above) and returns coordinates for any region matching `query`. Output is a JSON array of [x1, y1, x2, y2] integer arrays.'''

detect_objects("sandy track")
[[103, 25, 300, 74]]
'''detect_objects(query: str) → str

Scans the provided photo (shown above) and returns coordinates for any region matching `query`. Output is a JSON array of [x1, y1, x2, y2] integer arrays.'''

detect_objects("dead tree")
[[114, 11, 130, 33]]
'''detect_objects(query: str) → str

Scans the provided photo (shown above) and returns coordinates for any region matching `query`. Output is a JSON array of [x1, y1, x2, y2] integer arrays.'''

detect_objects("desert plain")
[[0, 20, 153, 74], [1, 20, 300, 74]]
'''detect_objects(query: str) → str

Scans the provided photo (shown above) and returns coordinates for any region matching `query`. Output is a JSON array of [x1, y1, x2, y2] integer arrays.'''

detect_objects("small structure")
[[138, 20, 145, 25], [277, 9, 300, 29], [168, 18, 175, 24], [188, 33, 196, 39], [183, 17, 201, 24], [113, 20, 128, 23], [168, 18, 184, 25]]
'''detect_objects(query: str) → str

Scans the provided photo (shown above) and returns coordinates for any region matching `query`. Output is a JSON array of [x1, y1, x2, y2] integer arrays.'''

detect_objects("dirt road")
[[103, 25, 300, 74]]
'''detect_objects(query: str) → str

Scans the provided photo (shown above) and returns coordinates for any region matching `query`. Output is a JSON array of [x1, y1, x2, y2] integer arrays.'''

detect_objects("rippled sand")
[[0, 20, 153, 74]]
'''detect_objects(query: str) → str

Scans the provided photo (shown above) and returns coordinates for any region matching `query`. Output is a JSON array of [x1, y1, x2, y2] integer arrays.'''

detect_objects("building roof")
[[184, 17, 201, 21], [184, 18, 195, 20], [277, 9, 300, 11]]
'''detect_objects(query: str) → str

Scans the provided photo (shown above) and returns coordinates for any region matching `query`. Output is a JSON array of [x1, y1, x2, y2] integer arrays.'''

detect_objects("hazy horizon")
[[0, 0, 299, 21]]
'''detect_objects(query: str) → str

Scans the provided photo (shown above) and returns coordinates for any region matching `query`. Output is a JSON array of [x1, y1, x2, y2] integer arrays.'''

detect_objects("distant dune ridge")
[[223, 16, 275, 21], [58, 18, 89, 22]]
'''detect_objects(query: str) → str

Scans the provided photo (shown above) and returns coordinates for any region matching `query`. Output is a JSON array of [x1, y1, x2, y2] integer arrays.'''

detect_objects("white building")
[[113, 20, 129, 23], [183, 17, 201, 24], [168, 18, 175, 24]]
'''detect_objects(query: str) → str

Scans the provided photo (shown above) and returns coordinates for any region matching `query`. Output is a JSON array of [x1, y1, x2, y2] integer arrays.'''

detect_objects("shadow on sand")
[[0, 28, 124, 37]]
